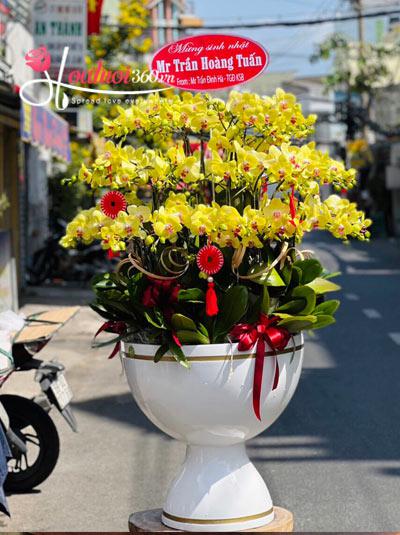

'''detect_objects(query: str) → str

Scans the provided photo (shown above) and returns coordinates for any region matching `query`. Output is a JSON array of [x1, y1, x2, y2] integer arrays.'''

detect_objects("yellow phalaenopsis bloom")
[[61, 88, 370, 254], [323, 195, 372, 240], [60, 207, 111, 248], [152, 207, 182, 243], [265, 143, 356, 195], [113, 205, 151, 240]]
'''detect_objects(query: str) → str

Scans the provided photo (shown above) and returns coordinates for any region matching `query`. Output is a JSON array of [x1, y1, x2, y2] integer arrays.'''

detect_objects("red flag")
[[87, 0, 104, 35], [0, 1, 11, 15]]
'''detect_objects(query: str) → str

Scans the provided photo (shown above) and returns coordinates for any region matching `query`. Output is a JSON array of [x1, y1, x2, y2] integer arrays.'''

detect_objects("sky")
[[192, 0, 393, 77]]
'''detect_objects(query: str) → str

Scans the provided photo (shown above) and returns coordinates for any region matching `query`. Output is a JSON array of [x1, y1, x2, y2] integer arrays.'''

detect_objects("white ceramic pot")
[[122, 334, 304, 532]]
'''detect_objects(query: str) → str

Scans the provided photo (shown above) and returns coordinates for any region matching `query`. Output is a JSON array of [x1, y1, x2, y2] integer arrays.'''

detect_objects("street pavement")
[[2, 235, 400, 532]]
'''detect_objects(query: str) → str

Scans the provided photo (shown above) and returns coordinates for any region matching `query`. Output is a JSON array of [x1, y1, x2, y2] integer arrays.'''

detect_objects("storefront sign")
[[151, 34, 269, 91], [31, 0, 87, 75], [20, 102, 71, 162]]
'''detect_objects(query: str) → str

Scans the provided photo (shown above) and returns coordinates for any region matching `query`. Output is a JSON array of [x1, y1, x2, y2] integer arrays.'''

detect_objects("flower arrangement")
[[61, 89, 371, 366]]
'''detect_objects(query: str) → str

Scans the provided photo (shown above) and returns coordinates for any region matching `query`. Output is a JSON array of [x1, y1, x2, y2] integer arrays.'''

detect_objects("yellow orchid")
[[323, 195, 372, 240], [208, 133, 232, 153], [175, 156, 201, 183], [152, 207, 182, 243], [62, 89, 369, 253], [263, 198, 292, 236], [100, 226, 125, 252], [188, 204, 218, 237], [208, 151, 238, 186], [165, 193, 193, 226]]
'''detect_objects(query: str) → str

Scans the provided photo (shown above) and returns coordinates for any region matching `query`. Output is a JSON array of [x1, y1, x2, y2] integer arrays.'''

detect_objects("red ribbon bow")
[[94, 320, 127, 359], [142, 278, 180, 321], [230, 314, 291, 420]]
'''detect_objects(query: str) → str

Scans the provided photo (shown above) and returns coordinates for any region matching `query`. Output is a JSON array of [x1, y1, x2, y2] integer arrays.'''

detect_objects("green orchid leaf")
[[169, 340, 190, 368], [314, 299, 340, 316], [281, 264, 292, 285], [274, 312, 295, 319], [322, 271, 341, 280], [259, 268, 286, 287], [246, 293, 262, 323], [127, 273, 145, 301], [144, 311, 167, 330], [277, 315, 317, 333], [214, 285, 248, 340], [292, 285, 317, 315], [266, 268, 286, 287], [309, 314, 336, 330], [294, 258, 323, 284], [92, 275, 117, 290], [289, 265, 302, 288], [154, 343, 169, 362], [154, 309, 167, 327], [101, 299, 135, 319], [306, 277, 341, 294], [261, 286, 270, 314], [176, 329, 210, 344], [247, 263, 286, 287], [171, 313, 197, 331], [178, 288, 205, 303], [198, 323, 209, 338], [276, 299, 306, 314], [89, 303, 119, 321]]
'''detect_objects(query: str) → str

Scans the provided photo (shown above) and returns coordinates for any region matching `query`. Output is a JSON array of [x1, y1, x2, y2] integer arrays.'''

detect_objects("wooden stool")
[[129, 507, 293, 532]]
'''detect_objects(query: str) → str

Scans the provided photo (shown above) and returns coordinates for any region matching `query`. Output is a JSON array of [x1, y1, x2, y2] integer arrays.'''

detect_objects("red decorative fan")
[[100, 191, 127, 219], [197, 244, 224, 275], [196, 245, 224, 317]]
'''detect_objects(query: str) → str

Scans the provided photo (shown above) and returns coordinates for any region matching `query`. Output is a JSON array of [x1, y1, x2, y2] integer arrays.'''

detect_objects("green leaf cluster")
[[274, 259, 341, 333], [90, 251, 342, 354]]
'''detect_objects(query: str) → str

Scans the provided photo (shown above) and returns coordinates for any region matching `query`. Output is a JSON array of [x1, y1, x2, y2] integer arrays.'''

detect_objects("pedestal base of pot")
[[129, 507, 293, 532], [161, 443, 272, 532]]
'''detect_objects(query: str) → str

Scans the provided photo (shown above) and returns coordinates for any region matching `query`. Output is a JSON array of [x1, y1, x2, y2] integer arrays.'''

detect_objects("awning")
[[20, 102, 71, 162]]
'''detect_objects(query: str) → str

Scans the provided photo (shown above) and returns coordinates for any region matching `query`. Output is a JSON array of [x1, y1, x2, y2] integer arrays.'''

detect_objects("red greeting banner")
[[151, 34, 269, 91]]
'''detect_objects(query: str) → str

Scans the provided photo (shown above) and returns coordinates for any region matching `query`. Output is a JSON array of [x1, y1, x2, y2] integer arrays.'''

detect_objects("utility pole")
[[353, 0, 365, 45], [351, 0, 369, 137]]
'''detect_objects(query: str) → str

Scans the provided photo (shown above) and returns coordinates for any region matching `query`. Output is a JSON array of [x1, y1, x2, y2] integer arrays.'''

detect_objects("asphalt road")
[[2, 235, 400, 532]]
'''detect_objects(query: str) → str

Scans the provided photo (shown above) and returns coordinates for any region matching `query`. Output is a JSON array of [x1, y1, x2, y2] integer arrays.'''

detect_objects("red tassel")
[[261, 179, 268, 197], [107, 249, 120, 259], [289, 185, 297, 227], [206, 278, 219, 316], [289, 185, 296, 219]]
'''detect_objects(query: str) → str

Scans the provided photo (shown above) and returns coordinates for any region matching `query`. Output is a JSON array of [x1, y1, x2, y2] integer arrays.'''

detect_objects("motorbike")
[[28, 218, 112, 285], [0, 337, 77, 492]]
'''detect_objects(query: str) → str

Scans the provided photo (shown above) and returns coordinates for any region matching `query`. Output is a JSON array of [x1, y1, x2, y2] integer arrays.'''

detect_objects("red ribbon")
[[230, 314, 290, 420], [142, 278, 180, 321], [94, 321, 127, 359]]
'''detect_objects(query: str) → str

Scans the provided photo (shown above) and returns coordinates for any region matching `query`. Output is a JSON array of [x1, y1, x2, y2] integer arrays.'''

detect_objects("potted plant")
[[61, 89, 370, 531]]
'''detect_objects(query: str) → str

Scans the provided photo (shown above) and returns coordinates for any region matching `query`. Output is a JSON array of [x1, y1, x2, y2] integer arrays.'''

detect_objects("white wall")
[[6, 21, 34, 88]]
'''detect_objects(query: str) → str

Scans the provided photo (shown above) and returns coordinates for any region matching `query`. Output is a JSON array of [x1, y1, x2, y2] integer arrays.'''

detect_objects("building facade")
[[146, 0, 202, 49]]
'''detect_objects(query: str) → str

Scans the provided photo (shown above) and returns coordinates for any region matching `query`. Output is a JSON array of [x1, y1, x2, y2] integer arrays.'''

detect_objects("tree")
[[311, 33, 400, 137], [52, 1, 154, 225], [82, 0, 155, 130]]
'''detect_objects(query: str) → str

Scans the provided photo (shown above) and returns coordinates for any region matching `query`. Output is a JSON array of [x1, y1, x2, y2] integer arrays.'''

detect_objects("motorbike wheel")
[[2, 394, 60, 492]]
